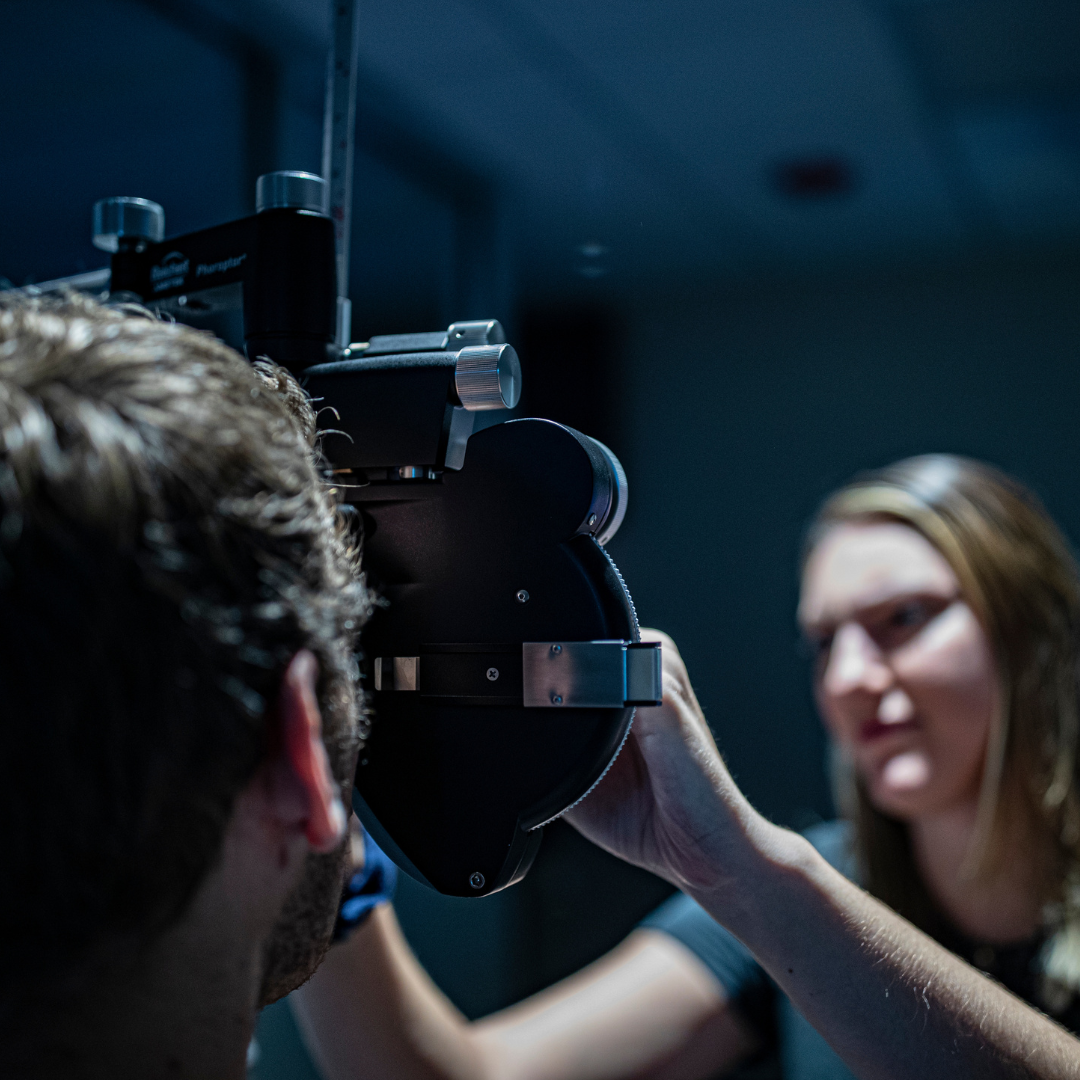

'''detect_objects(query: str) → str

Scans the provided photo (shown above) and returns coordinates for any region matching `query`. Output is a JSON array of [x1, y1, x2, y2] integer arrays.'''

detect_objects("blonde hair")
[[810, 455, 1080, 1006]]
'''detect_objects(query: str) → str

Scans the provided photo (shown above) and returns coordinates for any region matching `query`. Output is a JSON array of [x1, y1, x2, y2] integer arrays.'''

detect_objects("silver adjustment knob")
[[92, 197, 165, 252], [256, 171, 328, 215], [454, 344, 522, 411], [587, 437, 629, 546]]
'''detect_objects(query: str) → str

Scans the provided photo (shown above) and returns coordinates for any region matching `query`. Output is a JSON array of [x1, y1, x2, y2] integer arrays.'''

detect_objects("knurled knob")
[[454, 344, 522, 411], [92, 197, 165, 252], [256, 171, 328, 215]]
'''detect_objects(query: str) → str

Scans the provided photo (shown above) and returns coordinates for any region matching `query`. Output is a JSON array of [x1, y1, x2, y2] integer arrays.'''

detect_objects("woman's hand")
[[565, 629, 772, 900], [570, 635, 1080, 1080]]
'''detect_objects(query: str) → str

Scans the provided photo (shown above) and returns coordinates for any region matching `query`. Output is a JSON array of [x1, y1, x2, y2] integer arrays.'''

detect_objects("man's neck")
[[909, 796, 1044, 944], [5, 915, 261, 1079]]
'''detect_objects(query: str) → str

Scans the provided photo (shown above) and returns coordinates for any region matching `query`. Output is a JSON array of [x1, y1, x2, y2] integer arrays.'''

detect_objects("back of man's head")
[[0, 292, 369, 999]]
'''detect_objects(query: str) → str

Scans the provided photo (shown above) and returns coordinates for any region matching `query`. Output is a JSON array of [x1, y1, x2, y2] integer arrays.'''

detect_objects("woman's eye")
[[891, 601, 929, 629], [807, 632, 834, 659]]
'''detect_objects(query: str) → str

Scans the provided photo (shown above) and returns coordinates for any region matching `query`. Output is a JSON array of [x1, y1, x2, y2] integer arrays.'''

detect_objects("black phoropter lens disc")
[[351, 419, 638, 897]]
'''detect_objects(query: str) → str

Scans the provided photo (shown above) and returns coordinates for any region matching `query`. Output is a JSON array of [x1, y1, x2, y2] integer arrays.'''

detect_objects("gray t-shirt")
[[642, 821, 856, 1080]]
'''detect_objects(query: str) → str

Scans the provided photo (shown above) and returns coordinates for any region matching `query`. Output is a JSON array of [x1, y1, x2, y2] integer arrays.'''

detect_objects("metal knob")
[[92, 197, 165, 252], [256, 171, 328, 215], [454, 344, 522, 411], [586, 437, 629, 546]]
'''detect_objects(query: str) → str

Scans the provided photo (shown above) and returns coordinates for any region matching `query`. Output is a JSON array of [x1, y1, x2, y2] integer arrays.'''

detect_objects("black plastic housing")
[[109, 209, 337, 372], [306, 353, 458, 468], [348, 419, 638, 896]]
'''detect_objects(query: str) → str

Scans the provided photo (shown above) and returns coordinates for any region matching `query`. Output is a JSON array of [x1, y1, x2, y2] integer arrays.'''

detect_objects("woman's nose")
[[822, 621, 893, 699]]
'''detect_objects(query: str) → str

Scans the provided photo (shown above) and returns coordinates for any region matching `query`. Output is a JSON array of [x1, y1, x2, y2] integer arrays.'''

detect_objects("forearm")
[[690, 822, 1080, 1080], [291, 904, 493, 1080], [470, 931, 757, 1080], [292, 903, 755, 1080]]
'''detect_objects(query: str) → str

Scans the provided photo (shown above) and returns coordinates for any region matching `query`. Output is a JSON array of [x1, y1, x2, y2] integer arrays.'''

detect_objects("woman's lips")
[[859, 717, 919, 743]]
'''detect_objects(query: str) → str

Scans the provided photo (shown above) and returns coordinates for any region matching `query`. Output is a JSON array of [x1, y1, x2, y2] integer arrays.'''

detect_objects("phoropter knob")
[[92, 197, 165, 252], [256, 171, 328, 215], [454, 344, 522, 411]]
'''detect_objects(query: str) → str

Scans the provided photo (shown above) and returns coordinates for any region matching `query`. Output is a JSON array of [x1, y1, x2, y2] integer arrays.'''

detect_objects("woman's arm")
[[566, 630, 1080, 1080], [290, 904, 484, 1080], [708, 832, 1080, 1079], [290, 904, 758, 1080], [472, 927, 757, 1080]]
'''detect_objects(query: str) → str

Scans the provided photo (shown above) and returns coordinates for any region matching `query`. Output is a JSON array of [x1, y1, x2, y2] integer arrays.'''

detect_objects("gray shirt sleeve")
[[639, 820, 854, 1044], [640, 890, 776, 1040]]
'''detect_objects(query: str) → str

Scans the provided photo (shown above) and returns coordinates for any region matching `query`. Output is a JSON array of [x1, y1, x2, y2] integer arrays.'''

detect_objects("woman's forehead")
[[799, 520, 959, 626]]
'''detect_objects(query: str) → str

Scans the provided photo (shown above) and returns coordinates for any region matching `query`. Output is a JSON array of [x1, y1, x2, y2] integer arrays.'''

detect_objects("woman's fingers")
[[639, 626, 678, 652], [567, 628, 758, 894]]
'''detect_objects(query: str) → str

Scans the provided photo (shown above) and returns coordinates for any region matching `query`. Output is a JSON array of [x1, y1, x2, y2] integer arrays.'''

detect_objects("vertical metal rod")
[[322, 0, 361, 344]]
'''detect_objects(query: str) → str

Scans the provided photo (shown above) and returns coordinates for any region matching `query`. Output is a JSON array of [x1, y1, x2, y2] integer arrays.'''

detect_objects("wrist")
[[679, 815, 818, 933]]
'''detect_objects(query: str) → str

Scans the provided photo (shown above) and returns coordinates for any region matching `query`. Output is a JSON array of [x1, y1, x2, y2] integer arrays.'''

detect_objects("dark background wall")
[[610, 255, 1080, 829], [3, 0, 1080, 1072]]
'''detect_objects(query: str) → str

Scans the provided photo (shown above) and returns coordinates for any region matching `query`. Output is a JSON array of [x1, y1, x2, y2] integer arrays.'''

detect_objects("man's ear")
[[279, 650, 347, 853]]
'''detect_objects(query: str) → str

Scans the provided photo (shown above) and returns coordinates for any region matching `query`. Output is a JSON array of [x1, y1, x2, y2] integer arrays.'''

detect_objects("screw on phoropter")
[[469, 872, 485, 890]]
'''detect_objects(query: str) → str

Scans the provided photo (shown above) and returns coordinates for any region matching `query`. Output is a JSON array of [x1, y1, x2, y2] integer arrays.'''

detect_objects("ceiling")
[[226, 0, 1080, 279], [3, 0, 1078, 299]]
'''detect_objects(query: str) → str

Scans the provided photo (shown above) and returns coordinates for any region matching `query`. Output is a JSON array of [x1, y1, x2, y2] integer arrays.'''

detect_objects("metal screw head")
[[469, 872, 485, 889], [486, 667, 500, 682], [552, 694, 563, 705], [516, 589, 530, 603], [551, 644, 562, 655]]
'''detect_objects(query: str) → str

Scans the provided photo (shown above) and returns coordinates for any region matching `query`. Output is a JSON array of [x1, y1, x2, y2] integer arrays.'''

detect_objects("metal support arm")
[[374, 641, 662, 708]]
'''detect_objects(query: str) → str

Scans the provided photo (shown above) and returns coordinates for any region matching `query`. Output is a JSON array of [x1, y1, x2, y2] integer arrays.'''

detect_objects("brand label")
[[196, 253, 247, 278], [150, 251, 189, 293]]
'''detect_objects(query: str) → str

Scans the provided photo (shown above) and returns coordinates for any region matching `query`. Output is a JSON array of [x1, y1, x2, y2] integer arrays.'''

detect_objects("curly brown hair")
[[0, 291, 371, 982]]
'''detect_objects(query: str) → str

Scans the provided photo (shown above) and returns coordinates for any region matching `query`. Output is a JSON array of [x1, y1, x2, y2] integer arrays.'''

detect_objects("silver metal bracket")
[[372, 641, 662, 708], [523, 641, 661, 707], [335, 296, 353, 350], [444, 406, 475, 470], [373, 656, 419, 691], [360, 319, 506, 357]]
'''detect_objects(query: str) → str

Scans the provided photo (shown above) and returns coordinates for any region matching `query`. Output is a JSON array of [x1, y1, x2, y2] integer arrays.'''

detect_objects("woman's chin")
[[865, 750, 934, 817]]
